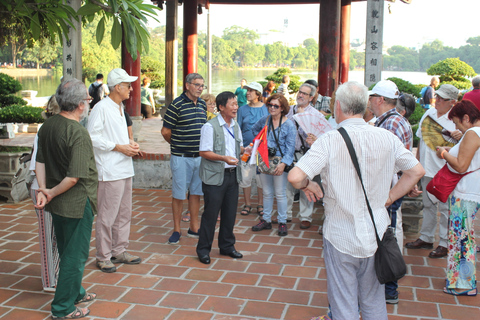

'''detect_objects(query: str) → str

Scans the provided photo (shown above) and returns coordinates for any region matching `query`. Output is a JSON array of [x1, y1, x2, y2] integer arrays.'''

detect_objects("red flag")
[[253, 125, 269, 168]]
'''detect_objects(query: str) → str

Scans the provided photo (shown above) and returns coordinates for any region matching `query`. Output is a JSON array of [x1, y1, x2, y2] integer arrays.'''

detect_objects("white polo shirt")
[[87, 97, 134, 181]]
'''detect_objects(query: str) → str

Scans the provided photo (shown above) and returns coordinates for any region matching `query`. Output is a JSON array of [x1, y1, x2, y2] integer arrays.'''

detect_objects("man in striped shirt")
[[288, 81, 424, 320], [161, 73, 207, 244]]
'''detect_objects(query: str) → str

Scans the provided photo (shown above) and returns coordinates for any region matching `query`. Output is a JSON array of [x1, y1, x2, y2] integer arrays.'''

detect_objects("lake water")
[[15, 69, 431, 99]]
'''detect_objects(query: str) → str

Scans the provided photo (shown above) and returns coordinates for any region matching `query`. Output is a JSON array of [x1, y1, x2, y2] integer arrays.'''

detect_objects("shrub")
[[408, 104, 425, 126], [0, 105, 45, 124], [0, 95, 27, 108], [0, 74, 22, 96], [265, 68, 301, 94], [387, 77, 421, 97], [427, 58, 476, 90]]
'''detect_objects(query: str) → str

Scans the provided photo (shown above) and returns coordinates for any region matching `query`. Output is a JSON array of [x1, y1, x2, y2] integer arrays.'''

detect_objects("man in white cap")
[[406, 84, 462, 259], [368, 79, 413, 304], [88, 68, 142, 273]]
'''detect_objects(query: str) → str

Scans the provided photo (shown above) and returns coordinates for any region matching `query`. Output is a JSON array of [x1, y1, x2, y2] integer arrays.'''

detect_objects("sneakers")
[[252, 219, 272, 231], [96, 260, 117, 273], [385, 293, 399, 304], [187, 228, 199, 238], [168, 231, 181, 244], [111, 251, 141, 264], [278, 223, 288, 236]]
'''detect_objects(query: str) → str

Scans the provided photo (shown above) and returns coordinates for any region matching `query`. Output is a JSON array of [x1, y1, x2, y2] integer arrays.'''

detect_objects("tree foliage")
[[427, 58, 476, 90]]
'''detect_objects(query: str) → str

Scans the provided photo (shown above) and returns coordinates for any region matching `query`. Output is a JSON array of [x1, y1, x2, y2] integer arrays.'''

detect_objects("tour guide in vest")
[[196, 91, 245, 264], [162, 73, 207, 244]]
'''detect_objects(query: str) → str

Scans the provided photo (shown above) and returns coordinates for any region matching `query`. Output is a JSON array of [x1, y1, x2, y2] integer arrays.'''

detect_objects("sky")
[[148, 0, 479, 50]]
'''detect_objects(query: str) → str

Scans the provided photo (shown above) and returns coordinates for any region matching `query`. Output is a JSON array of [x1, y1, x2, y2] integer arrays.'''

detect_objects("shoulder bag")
[[338, 127, 406, 284], [257, 116, 295, 175]]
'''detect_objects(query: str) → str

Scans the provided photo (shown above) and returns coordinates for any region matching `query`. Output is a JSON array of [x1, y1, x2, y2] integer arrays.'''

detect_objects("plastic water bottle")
[[241, 143, 253, 162]]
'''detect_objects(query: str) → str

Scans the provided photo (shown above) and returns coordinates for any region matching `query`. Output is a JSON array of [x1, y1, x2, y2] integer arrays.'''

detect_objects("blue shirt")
[[237, 104, 269, 147], [252, 115, 296, 166], [163, 92, 207, 156]]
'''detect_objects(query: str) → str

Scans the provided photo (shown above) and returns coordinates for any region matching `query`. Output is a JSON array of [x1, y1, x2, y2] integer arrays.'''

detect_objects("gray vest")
[[199, 116, 242, 186]]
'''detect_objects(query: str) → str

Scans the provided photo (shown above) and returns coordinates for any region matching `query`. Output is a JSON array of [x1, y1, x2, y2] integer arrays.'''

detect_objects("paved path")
[[0, 189, 479, 320]]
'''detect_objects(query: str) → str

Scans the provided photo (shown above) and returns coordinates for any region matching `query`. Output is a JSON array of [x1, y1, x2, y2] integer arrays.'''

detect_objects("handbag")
[[426, 164, 472, 203], [257, 116, 295, 175], [338, 127, 406, 284], [11, 152, 34, 203]]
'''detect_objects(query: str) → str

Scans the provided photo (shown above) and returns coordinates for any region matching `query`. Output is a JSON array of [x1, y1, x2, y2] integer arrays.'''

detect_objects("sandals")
[[256, 205, 264, 216], [443, 287, 477, 296], [52, 306, 90, 319], [75, 292, 97, 304], [182, 211, 191, 222], [240, 205, 252, 216]]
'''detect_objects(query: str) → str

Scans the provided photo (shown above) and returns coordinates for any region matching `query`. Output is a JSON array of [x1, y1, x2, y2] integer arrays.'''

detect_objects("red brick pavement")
[[0, 189, 479, 319]]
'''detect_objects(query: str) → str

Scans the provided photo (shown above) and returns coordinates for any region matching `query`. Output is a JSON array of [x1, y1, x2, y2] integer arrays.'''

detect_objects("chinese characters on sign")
[[365, 0, 384, 88], [62, 0, 82, 81]]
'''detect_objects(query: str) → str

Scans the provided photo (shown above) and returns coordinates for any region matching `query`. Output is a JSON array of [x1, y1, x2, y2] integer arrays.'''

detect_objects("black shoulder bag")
[[338, 127, 406, 284]]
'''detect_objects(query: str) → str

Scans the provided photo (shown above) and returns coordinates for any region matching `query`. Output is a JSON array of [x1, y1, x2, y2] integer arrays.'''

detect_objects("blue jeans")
[[260, 172, 288, 224]]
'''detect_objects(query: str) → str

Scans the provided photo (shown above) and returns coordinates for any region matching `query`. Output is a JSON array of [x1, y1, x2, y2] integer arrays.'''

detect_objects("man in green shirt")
[[35, 79, 98, 320]]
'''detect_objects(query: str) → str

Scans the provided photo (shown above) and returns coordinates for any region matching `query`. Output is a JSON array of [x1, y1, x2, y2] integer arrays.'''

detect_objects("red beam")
[[318, 0, 341, 97], [183, 0, 198, 87], [122, 35, 141, 117], [340, 0, 351, 84]]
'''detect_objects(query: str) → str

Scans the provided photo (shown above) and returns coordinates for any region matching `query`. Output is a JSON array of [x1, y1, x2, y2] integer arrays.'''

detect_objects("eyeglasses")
[[398, 94, 405, 104], [119, 84, 132, 89], [435, 94, 450, 101], [267, 104, 280, 109], [84, 97, 93, 103], [189, 82, 207, 90], [298, 90, 310, 97]]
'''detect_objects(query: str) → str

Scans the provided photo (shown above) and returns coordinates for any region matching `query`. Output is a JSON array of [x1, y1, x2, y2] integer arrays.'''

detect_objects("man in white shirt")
[[88, 68, 142, 273], [196, 91, 244, 265], [288, 81, 425, 320], [285, 83, 330, 228], [405, 84, 462, 258]]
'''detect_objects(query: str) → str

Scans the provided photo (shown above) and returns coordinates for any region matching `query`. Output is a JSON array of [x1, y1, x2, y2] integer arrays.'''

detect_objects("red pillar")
[[318, 0, 341, 97], [183, 0, 198, 89], [121, 39, 141, 117], [340, 0, 351, 84]]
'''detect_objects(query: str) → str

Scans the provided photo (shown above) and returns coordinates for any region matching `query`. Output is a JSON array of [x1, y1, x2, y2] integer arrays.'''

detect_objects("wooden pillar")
[[63, 0, 82, 81], [165, 0, 178, 107], [318, 0, 341, 97], [340, 0, 351, 84], [122, 32, 142, 140], [183, 0, 198, 89]]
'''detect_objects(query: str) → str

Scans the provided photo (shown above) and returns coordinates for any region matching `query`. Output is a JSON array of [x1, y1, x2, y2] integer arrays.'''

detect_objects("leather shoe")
[[405, 238, 433, 249], [220, 250, 243, 259], [428, 246, 448, 258], [300, 221, 311, 229], [198, 254, 211, 264]]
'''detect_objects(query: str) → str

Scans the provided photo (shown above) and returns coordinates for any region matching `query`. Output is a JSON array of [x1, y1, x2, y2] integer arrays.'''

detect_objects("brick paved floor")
[[0, 189, 479, 320]]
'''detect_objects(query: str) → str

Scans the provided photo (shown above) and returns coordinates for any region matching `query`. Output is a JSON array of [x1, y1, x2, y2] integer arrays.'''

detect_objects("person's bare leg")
[[172, 198, 184, 233], [188, 195, 201, 233], [243, 187, 252, 207]]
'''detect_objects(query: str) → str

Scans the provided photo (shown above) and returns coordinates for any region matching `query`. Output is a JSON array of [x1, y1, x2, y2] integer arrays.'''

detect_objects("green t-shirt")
[[141, 86, 152, 106], [36, 114, 98, 218]]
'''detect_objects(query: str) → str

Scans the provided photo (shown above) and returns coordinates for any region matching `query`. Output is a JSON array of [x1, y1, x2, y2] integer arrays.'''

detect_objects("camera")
[[268, 147, 277, 157]]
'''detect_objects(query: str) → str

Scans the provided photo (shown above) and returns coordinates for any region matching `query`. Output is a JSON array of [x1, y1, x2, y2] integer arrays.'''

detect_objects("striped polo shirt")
[[163, 92, 207, 156]]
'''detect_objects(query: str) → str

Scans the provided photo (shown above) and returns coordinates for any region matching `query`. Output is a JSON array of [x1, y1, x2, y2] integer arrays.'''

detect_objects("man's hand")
[[407, 184, 422, 198], [306, 133, 317, 147], [130, 140, 144, 157], [34, 191, 48, 209], [302, 180, 323, 202], [223, 156, 239, 166], [114, 143, 140, 157]]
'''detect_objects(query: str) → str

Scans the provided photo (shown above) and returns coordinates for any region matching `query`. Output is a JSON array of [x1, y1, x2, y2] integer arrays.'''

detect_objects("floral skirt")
[[445, 195, 480, 293]]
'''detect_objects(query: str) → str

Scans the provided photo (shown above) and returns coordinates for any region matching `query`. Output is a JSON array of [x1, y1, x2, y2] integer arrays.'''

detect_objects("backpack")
[[417, 86, 427, 106], [89, 83, 104, 108]]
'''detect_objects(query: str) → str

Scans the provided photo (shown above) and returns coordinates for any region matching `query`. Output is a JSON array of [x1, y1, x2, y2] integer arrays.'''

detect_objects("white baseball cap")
[[107, 68, 138, 87], [368, 80, 399, 99], [244, 82, 263, 93]]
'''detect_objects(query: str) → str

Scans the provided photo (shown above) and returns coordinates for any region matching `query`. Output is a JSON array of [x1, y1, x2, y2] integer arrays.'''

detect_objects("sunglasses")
[[267, 104, 280, 109]]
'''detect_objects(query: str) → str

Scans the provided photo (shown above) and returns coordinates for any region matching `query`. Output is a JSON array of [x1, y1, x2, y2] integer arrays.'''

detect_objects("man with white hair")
[[406, 84, 462, 258], [288, 81, 424, 320], [88, 68, 142, 273]]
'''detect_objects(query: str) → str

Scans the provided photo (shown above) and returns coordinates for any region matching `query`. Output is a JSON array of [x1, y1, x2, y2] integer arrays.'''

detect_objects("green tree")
[[427, 58, 476, 90], [21, 40, 60, 69], [212, 36, 235, 69], [222, 26, 259, 67], [467, 36, 480, 46]]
